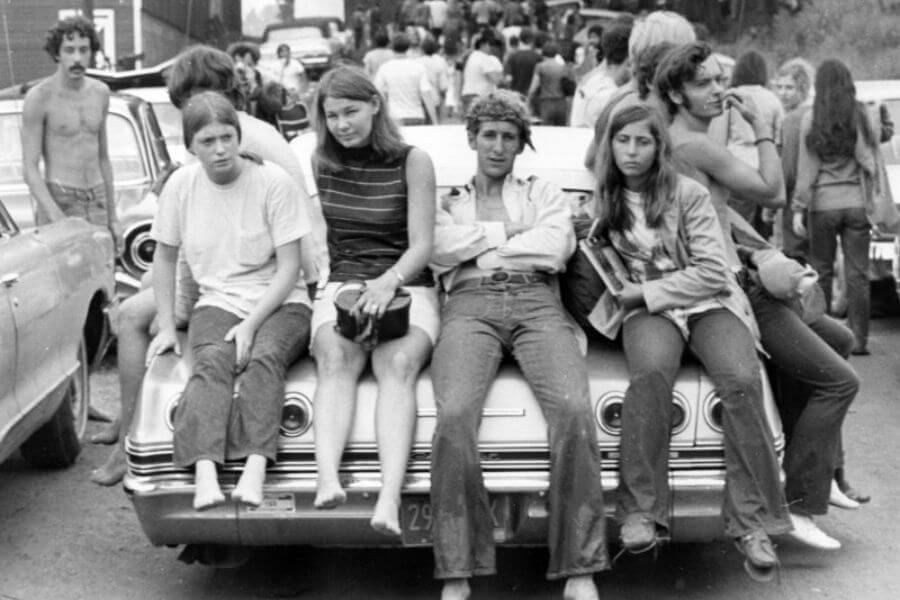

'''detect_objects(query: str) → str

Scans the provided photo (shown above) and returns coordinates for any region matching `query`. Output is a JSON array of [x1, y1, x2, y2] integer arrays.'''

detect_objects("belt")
[[450, 271, 548, 292]]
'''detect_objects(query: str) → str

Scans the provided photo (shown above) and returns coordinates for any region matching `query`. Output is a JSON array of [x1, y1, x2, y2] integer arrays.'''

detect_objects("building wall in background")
[[0, 0, 134, 88]]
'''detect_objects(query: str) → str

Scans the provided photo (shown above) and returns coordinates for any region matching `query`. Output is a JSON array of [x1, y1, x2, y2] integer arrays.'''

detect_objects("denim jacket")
[[587, 175, 760, 344]]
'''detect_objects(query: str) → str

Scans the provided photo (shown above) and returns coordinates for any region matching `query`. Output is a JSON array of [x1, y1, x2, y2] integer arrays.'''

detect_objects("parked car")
[[0, 92, 174, 296], [0, 196, 116, 469], [258, 18, 346, 81], [123, 125, 784, 565], [119, 86, 186, 165]]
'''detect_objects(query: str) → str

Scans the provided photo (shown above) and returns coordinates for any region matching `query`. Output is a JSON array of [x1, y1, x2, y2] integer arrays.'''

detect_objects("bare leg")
[[369, 328, 431, 536], [441, 578, 471, 600], [193, 459, 225, 510], [91, 289, 157, 486], [563, 575, 599, 600], [232, 454, 267, 507], [311, 326, 367, 509]]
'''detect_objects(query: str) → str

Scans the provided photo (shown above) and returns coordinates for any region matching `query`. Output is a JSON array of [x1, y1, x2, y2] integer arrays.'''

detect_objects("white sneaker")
[[829, 479, 860, 510], [788, 513, 842, 550]]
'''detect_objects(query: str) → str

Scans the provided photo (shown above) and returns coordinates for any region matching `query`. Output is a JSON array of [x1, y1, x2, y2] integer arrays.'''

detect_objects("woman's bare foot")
[[231, 454, 266, 507], [563, 575, 599, 600], [314, 477, 347, 509], [193, 460, 225, 511], [441, 578, 471, 600], [90, 446, 127, 486], [89, 420, 120, 445], [370, 495, 401, 536]]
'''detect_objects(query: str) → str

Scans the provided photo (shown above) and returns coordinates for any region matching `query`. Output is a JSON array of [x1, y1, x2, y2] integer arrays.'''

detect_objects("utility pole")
[[83, 0, 94, 23]]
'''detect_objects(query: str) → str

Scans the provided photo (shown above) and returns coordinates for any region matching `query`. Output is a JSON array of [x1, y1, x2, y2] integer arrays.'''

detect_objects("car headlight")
[[280, 393, 313, 437]]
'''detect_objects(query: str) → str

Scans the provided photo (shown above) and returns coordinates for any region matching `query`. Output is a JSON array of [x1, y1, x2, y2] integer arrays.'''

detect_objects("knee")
[[313, 343, 365, 377], [714, 365, 761, 399], [118, 295, 153, 333], [192, 343, 233, 374], [374, 349, 422, 383]]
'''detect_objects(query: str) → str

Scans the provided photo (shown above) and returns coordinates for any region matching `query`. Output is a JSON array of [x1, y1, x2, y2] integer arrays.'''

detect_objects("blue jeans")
[[808, 207, 871, 348], [617, 308, 791, 538], [745, 280, 858, 515], [173, 304, 312, 468], [430, 281, 609, 580]]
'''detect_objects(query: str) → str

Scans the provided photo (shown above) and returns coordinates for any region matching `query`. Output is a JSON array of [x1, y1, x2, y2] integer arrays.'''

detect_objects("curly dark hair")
[[44, 16, 101, 62], [655, 41, 713, 116], [806, 59, 874, 159]]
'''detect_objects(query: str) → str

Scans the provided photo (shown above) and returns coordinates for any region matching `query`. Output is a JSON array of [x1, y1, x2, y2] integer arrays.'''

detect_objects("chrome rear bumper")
[[124, 469, 729, 547]]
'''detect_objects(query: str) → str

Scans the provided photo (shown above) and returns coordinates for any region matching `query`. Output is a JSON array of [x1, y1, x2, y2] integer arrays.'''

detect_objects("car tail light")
[[595, 393, 624, 436], [280, 393, 313, 437], [670, 398, 688, 435], [703, 395, 724, 433], [121, 224, 155, 278], [165, 394, 181, 431]]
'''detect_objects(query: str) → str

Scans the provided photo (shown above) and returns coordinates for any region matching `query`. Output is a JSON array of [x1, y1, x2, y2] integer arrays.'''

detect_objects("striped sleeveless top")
[[317, 144, 434, 286]]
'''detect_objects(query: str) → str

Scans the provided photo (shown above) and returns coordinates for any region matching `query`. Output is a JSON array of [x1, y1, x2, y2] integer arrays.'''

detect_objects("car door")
[[0, 200, 65, 415], [0, 208, 18, 439]]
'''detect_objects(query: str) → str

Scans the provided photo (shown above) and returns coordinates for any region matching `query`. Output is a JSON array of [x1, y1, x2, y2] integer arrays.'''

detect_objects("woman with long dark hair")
[[792, 59, 878, 355], [593, 104, 791, 578], [309, 66, 438, 536]]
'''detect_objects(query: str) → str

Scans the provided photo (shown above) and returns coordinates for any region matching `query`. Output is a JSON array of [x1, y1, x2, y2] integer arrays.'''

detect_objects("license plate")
[[400, 496, 511, 546], [246, 493, 296, 513]]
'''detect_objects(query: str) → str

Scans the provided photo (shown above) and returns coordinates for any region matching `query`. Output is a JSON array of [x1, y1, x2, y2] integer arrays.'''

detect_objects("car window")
[[107, 113, 147, 180], [0, 114, 23, 185], [267, 27, 323, 43]]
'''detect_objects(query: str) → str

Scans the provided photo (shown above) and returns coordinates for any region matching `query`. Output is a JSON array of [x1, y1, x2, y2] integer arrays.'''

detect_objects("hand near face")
[[724, 91, 762, 127]]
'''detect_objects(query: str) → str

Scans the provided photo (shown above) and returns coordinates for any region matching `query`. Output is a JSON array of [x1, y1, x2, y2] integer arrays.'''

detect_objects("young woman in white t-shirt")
[[147, 92, 313, 511]]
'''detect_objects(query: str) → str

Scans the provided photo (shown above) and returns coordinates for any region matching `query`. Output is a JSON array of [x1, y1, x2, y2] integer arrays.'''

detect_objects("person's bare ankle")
[[89, 419, 120, 445], [563, 574, 599, 600], [193, 460, 225, 511], [90, 446, 127, 486], [370, 493, 401, 536], [441, 578, 470, 600], [232, 454, 266, 507], [314, 476, 347, 509]]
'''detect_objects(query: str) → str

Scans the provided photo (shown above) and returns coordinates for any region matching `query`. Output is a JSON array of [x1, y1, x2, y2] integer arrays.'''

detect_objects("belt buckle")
[[490, 271, 510, 282]]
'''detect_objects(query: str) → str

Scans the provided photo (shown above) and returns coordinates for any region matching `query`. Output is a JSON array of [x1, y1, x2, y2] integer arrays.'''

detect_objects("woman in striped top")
[[309, 66, 439, 537]]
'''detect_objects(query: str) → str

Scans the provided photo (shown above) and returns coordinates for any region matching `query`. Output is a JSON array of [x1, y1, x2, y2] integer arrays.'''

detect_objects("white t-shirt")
[[152, 159, 312, 318], [374, 56, 434, 120], [461, 49, 503, 97], [570, 65, 617, 128], [275, 58, 305, 97]]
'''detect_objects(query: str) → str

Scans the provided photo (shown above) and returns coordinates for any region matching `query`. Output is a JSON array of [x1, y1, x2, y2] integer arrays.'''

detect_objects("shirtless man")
[[21, 16, 120, 243], [657, 41, 860, 570]]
